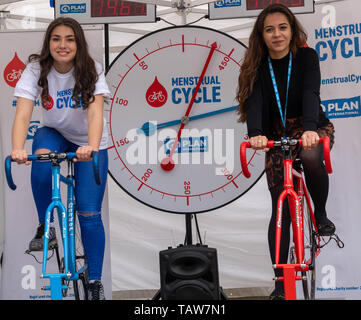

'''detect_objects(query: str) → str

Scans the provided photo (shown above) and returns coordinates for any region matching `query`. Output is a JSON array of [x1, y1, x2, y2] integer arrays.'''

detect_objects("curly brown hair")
[[29, 17, 98, 110], [236, 4, 307, 123]]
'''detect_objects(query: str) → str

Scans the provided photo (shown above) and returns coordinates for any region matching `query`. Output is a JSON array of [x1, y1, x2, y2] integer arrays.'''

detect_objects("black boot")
[[315, 213, 335, 236]]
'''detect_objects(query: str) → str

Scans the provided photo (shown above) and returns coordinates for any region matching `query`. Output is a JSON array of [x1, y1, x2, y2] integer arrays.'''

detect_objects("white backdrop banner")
[[0, 27, 112, 300], [298, 0, 361, 299], [106, 1, 361, 299]]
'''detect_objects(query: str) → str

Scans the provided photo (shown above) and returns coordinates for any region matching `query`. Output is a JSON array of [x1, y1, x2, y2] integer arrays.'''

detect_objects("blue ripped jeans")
[[31, 126, 108, 281]]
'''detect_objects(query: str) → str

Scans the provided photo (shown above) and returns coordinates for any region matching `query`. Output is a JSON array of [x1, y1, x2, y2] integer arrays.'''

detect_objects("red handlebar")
[[240, 136, 332, 179]]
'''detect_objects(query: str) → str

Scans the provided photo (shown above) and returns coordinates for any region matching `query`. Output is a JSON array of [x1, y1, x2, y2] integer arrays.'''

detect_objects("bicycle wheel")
[[73, 265, 88, 300], [301, 202, 317, 300], [73, 212, 89, 300], [59, 256, 69, 298]]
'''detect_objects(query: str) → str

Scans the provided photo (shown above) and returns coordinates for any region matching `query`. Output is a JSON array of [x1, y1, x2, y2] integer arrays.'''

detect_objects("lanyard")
[[268, 52, 292, 128]]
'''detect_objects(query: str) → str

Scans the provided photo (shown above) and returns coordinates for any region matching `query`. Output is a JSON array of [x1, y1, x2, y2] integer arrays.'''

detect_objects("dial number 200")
[[141, 168, 153, 182]]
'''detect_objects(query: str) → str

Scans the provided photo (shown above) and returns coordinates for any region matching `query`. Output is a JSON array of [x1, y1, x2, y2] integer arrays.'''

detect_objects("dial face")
[[105, 26, 265, 214]]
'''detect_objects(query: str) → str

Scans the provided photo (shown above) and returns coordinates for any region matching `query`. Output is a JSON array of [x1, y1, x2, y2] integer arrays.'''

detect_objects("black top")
[[245, 47, 329, 138]]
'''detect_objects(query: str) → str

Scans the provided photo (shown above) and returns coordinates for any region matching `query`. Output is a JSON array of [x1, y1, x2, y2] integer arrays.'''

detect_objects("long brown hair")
[[29, 17, 98, 109], [236, 4, 307, 123]]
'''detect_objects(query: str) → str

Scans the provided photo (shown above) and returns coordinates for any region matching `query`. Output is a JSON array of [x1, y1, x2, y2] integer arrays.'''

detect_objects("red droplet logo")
[[3, 52, 26, 88], [145, 76, 168, 108], [43, 95, 54, 110]]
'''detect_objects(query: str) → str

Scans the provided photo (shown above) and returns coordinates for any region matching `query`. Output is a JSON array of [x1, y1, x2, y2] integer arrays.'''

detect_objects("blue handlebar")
[[4, 152, 101, 190], [5, 156, 16, 190]]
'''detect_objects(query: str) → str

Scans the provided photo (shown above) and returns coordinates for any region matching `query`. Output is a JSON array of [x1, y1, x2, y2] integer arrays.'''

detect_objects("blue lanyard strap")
[[268, 52, 292, 128]]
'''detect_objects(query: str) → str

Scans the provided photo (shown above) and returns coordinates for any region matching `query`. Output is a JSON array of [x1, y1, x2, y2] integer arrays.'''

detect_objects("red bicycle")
[[240, 136, 342, 300]]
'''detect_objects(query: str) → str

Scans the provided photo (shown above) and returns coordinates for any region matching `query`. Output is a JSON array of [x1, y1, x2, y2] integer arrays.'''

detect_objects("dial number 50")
[[139, 61, 148, 70]]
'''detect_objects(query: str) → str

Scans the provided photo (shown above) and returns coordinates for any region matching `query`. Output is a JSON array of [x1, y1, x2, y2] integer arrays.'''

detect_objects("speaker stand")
[[152, 214, 228, 300], [185, 213, 193, 245]]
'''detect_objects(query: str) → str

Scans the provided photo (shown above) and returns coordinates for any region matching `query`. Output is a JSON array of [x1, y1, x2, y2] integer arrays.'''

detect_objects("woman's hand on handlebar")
[[249, 135, 270, 152], [301, 131, 319, 151], [11, 149, 30, 165], [75, 145, 98, 162]]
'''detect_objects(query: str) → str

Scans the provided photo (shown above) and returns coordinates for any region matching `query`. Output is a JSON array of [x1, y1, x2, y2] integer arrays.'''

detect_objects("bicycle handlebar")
[[4, 151, 101, 190], [240, 136, 332, 179]]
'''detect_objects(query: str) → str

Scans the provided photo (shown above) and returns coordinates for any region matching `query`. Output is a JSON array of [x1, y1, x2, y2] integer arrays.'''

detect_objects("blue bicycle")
[[5, 151, 101, 300]]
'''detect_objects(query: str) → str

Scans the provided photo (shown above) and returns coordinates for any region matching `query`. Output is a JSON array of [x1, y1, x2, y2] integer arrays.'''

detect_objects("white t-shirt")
[[14, 61, 110, 150]]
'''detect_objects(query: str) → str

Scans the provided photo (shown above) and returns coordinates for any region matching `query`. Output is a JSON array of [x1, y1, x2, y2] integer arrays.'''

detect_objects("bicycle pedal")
[[26, 247, 43, 252], [48, 239, 58, 249], [332, 233, 345, 248]]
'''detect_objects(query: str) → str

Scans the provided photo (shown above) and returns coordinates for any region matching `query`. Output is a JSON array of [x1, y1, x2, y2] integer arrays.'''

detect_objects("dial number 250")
[[184, 181, 191, 195]]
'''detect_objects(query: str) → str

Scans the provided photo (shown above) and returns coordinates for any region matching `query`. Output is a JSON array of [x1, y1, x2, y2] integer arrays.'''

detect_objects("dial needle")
[[161, 41, 218, 171], [139, 106, 238, 136]]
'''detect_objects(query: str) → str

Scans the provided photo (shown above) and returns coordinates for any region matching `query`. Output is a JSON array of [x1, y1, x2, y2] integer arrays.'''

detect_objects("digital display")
[[246, 0, 305, 10], [91, 0, 147, 17]]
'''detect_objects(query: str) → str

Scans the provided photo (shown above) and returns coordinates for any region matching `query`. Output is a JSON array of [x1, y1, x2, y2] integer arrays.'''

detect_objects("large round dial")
[[105, 26, 264, 214]]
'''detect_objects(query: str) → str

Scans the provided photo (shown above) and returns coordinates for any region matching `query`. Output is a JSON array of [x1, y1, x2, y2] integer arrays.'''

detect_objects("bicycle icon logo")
[[147, 91, 166, 103], [6, 69, 23, 82], [145, 76, 168, 108]]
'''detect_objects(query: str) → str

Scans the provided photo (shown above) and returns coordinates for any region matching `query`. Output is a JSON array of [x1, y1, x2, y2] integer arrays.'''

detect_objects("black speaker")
[[159, 244, 220, 300]]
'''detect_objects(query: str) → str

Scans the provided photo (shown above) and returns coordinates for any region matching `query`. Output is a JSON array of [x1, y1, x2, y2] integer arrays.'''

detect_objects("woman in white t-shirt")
[[11, 17, 110, 300]]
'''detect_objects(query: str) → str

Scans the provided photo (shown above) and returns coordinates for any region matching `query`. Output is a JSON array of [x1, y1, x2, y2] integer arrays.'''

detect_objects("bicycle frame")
[[41, 157, 86, 300], [5, 151, 101, 300], [240, 137, 332, 300], [273, 155, 321, 300]]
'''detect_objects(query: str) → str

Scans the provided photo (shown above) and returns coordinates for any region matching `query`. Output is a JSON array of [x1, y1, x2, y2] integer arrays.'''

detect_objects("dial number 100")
[[115, 97, 128, 106]]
